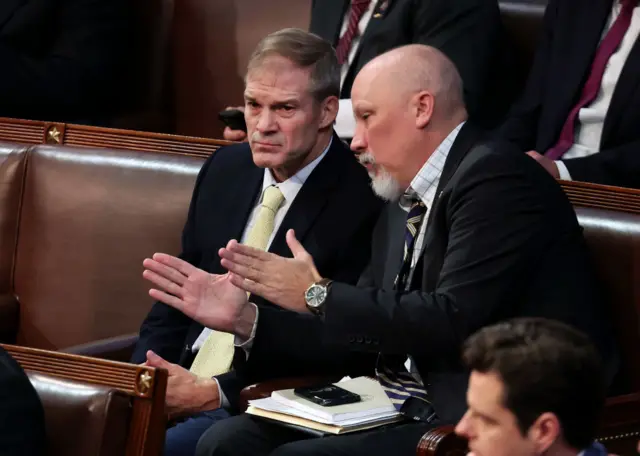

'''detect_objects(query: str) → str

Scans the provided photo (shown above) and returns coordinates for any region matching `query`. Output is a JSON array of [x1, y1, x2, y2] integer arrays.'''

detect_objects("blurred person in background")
[[224, 0, 513, 141], [0, 0, 132, 125]]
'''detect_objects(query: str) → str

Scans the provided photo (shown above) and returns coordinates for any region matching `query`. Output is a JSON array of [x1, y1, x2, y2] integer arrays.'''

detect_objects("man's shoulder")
[[210, 142, 254, 166], [451, 135, 568, 200], [0, 347, 38, 397], [460, 136, 544, 177], [0, 346, 21, 377]]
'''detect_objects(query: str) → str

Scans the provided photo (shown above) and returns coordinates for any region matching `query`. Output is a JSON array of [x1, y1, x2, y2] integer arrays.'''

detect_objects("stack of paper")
[[246, 377, 403, 435]]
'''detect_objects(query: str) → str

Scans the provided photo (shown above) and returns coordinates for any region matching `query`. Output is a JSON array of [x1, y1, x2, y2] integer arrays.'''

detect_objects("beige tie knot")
[[261, 185, 285, 213], [242, 185, 285, 251]]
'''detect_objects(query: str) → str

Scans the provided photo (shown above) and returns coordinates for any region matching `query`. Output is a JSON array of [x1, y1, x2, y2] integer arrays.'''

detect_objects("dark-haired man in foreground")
[[456, 318, 610, 456]]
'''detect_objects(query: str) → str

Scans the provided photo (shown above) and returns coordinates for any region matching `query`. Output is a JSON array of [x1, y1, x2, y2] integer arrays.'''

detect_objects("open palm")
[[142, 253, 248, 332]]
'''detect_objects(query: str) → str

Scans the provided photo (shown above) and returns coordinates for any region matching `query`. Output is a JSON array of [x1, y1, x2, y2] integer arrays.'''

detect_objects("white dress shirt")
[[335, 1, 377, 139], [556, 0, 640, 180], [399, 122, 464, 374], [192, 139, 331, 407]]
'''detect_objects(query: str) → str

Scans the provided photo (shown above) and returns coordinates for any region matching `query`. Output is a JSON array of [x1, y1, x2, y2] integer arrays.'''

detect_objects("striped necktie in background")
[[546, 0, 637, 159], [335, 0, 372, 65]]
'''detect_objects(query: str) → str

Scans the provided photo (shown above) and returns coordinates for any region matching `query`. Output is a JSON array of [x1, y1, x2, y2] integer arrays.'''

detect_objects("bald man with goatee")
[[148, 45, 617, 456]]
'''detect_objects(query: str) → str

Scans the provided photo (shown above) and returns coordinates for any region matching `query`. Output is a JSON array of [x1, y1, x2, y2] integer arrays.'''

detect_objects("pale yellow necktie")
[[189, 185, 285, 378]]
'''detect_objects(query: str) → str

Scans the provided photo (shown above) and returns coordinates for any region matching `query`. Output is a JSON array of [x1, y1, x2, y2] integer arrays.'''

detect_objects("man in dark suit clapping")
[[0, 0, 130, 123]]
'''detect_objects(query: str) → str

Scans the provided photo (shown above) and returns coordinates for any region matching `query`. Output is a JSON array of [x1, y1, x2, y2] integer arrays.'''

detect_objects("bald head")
[[353, 45, 466, 120], [349, 45, 469, 193]]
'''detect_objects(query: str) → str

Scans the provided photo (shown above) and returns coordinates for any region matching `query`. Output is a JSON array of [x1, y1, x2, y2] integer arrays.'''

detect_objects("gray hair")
[[246, 28, 340, 102]]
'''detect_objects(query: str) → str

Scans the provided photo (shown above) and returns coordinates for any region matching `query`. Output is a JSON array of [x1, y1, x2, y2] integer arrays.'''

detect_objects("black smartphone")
[[293, 384, 362, 407], [218, 109, 247, 132]]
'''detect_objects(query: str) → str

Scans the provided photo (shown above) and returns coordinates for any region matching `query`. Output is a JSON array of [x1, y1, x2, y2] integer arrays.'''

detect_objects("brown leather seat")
[[30, 373, 130, 456], [576, 206, 640, 394], [0, 141, 206, 352], [0, 144, 28, 342], [12, 145, 204, 350], [498, 1, 547, 96], [5, 344, 168, 456]]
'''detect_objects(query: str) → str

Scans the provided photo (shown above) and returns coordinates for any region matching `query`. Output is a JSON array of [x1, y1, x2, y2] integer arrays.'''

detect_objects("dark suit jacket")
[[0, 0, 130, 122], [498, 0, 640, 188], [245, 123, 618, 425], [132, 135, 384, 405], [310, 0, 516, 127], [0, 347, 46, 455]]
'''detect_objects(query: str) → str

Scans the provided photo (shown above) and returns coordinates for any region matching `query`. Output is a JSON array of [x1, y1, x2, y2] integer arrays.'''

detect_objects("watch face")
[[305, 285, 327, 308]]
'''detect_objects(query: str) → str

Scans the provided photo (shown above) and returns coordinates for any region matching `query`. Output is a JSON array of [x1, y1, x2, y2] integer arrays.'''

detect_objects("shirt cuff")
[[234, 303, 259, 358], [335, 99, 356, 139], [212, 377, 230, 409], [555, 160, 572, 180]]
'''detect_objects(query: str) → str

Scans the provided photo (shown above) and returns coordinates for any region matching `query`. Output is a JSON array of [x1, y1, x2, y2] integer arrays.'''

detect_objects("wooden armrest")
[[416, 425, 467, 456], [238, 375, 341, 412], [0, 294, 19, 343], [61, 333, 139, 362], [602, 392, 640, 426], [2, 343, 167, 456], [598, 393, 640, 455]]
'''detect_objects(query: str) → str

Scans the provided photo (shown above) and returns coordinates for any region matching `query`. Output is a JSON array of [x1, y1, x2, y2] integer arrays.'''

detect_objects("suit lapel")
[[342, 0, 396, 95], [0, 0, 26, 29], [360, 0, 395, 37], [415, 123, 484, 261], [602, 35, 640, 143], [315, 0, 349, 44], [381, 123, 483, 289], [187, 151, 263, 346], [268, 136, 343, 258], [382, 203, 407, 289], [220, 158, 264, 244]]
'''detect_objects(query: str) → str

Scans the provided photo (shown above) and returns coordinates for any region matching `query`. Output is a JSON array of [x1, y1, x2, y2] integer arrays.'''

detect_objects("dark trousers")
[[195, 414, 434, 456], [165, 408, 231, 456]]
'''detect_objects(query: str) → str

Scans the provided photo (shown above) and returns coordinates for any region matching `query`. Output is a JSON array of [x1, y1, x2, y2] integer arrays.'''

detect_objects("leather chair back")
[[0, 143, 28, 294], [30, 373, 130, 456], [5, 344, 167, 456], [499, 1, 548, 95], [575, 207, 640, 392], [12, 145, 205, 349], [171, 0, 311, 137], [0, 143, 28, 341]]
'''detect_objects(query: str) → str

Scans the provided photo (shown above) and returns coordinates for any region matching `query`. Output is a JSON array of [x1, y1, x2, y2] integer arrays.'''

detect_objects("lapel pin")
[[373, 0, 388, 18]]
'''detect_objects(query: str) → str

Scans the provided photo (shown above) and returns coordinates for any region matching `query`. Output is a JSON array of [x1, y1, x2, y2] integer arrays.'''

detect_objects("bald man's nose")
[[350, 133, 366, 154]]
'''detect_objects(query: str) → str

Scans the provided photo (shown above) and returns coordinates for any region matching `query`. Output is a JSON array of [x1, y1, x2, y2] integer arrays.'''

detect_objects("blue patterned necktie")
[[377, 198, 432, 415], [394, 199, 427, 290], [376, 356, 431, 411]]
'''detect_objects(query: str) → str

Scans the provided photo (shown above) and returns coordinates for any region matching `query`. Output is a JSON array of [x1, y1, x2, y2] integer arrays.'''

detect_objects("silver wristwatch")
[[304, 278, 332, 316]]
